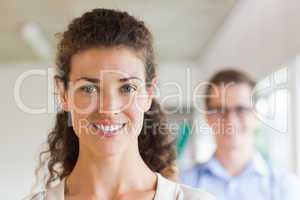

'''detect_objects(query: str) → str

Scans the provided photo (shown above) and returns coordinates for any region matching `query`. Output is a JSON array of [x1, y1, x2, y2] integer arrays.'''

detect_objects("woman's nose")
[[98, 90, 125, 114]]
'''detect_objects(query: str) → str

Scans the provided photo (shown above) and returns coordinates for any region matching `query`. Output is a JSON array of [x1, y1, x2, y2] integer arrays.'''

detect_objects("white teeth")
[[94, 124, 123, 132]]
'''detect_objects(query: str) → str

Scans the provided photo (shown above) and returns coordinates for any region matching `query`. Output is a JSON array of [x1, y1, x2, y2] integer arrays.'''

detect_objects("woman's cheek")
[[126, 105, 144, 136], [69, 97, 97, 137], [72, 93, 98, 114], [134, 91, 151, 113], [71, 111, 85, 138]]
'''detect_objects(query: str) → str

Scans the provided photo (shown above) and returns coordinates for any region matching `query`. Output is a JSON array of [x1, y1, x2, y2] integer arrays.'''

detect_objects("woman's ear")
[[55, 77, 69, 112]]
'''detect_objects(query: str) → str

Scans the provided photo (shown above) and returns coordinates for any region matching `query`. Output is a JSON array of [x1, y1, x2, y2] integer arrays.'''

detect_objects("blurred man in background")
[[181, 69, 299, 200]]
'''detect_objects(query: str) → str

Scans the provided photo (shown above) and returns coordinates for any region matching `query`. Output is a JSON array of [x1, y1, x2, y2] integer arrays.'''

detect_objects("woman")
[[27, 8, 214, 200]]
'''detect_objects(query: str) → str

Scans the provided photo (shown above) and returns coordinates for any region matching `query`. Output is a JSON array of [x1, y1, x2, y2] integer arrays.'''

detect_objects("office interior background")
[[1, 0, 300, 199]]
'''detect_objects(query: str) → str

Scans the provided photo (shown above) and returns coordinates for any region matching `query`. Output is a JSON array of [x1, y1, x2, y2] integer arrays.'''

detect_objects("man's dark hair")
[[205, 69, 256, 108]]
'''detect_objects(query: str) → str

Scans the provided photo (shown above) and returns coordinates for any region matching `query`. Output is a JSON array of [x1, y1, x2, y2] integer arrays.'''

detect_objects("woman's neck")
[[65, 142, 156, 199]]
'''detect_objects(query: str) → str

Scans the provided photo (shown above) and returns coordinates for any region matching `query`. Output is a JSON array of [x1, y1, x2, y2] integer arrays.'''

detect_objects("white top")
[[26, 173, 215, 200]]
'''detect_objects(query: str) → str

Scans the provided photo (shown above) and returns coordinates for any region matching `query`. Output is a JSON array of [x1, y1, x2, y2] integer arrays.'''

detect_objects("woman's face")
[[58, 47, 154, 157]]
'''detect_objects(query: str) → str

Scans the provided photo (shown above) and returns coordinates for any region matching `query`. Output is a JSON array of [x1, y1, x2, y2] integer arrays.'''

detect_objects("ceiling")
[[0, 0, 237, 63]]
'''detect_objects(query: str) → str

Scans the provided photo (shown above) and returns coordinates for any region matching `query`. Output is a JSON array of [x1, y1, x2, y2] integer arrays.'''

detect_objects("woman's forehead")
[[70, 69, 145, 83], [70, 47, 146, 80]]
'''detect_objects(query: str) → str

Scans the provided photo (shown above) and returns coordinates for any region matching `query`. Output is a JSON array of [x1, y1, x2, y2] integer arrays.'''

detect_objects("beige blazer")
[[26, 173, 215, 200]]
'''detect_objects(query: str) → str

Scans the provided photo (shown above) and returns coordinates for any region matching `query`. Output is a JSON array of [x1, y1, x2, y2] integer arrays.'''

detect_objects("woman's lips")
[[91, 123, 126, 138]]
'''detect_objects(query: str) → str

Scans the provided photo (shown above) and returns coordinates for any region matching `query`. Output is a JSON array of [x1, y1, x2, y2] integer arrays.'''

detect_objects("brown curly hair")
[[35, 8, 177, 189]]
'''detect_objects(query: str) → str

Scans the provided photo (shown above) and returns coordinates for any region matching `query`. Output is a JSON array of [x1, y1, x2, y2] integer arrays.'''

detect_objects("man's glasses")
[[207, 106, 252, 118]]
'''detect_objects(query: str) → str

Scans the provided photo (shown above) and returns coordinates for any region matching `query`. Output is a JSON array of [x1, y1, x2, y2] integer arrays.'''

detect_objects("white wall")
[[289, 55, 300, 174], [157, 61, 204, 109], [198, 0, 300, 80], [0, 64, 55, 199]]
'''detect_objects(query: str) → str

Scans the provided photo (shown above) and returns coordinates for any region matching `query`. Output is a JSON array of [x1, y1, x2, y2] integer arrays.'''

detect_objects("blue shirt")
[[181, 153, 300, 200]]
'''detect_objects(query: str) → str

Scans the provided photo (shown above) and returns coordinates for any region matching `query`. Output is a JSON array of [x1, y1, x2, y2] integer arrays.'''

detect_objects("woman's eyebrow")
[[75, 77, 100, 83], [119, 77, 143, 82], [74, 76, 143, 83]]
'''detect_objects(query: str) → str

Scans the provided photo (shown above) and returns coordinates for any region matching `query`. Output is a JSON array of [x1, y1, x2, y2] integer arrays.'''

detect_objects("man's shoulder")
[[180, 162, 208, 185], [157, 172, 215, 199], [268, 166, 300, 199], [182, 162, 206, 175], [271, 166, 300, 185]]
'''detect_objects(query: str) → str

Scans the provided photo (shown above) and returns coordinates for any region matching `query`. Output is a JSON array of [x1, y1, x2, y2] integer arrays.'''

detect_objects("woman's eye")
[[120, 84, 137, 94], [80, 85, 98, 94]]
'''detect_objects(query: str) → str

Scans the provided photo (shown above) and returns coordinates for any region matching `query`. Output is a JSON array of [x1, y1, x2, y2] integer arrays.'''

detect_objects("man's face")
[[206, 83, 257, 151]]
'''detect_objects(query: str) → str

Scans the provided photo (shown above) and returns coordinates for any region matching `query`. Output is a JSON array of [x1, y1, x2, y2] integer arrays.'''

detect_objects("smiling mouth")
[[91, 123, 127, 137]]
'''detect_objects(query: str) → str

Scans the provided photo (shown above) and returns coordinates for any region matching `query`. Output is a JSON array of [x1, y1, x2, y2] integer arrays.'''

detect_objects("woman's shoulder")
[[156, 173, 215, 200], [22, 192, 45, 200], [22, 180, 64, 200], [178, 183, 215, 200]]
